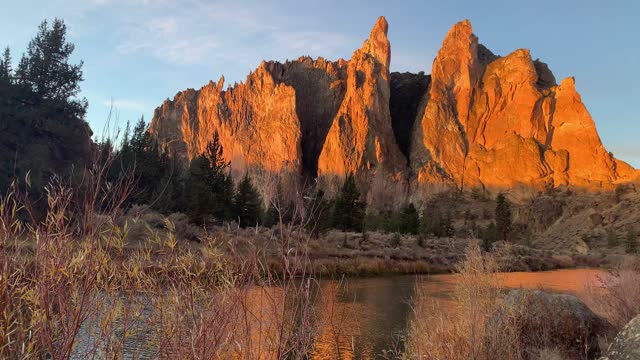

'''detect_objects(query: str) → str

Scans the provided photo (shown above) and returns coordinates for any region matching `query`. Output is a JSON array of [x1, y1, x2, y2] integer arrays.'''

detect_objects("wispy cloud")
[[102, 98, 150, 113], [88, 0, 357, 67]]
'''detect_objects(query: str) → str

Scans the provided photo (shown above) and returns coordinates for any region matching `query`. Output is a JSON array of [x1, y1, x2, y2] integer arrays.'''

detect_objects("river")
[[308, 268, 607, 359], [72, 268, 607, 359]]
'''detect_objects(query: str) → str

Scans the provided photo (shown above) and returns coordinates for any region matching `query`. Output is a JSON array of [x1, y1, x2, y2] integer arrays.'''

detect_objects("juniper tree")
[[233, 174, 263, 228], [495, 193, 512, 241], [333, 173, 366, 233], [482, 222, 498, 252], [399, 203, 420, 235]]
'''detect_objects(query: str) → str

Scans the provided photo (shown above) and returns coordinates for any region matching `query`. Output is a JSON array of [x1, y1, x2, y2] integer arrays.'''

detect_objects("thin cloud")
[[103, 98, 150, 113], [105, 0, 356, 67]]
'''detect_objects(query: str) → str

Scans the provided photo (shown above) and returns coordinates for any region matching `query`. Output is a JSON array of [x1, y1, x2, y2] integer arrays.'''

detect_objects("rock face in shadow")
[[149, 16, 638, 207], [390, 71, 430, 159], [262, 57, 347, 178]]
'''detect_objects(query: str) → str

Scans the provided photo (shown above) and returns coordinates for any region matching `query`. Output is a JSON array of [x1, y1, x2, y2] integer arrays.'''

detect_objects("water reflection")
[[309, 268, 606, 359], [75, 269, 607, 359]]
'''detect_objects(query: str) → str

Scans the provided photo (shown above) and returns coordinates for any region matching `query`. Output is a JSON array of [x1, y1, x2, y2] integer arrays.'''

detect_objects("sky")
[[1, 0, 639, 165]]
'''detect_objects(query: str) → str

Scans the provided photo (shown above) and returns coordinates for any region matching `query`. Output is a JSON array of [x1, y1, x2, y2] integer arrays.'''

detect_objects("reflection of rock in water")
[[310, 276, 418, 359], [72, 269, 604, 358]]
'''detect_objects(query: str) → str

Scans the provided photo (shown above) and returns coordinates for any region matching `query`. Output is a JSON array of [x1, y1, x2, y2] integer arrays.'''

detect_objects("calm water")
[[74, 268, 606, 359], [309, 268, 606, 359]]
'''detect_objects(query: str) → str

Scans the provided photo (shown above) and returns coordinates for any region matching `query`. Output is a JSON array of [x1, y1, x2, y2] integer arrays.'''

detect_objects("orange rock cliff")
[[149, 17, 638, 206]]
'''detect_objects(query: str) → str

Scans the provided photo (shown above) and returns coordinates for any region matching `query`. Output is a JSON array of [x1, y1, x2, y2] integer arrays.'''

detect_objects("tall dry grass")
[[0, 149, 335, 359], [404, 243, 504, 360], [585, 257, 640, 330]]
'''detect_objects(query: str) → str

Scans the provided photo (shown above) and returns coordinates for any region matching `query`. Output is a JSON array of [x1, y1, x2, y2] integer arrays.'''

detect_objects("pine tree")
[[233, 174, 263, 228], [625, 228, 638, 254], [186, 155, 215, 224], [14, 19, 86, 117], [482, 222, 498, 252], [399, 203, 420, 235], [0, 47, 11, 82], [306, 189, 333, 237], [495, 193, 512, 241], [333, 173, 366, 233], [185, 131, 234, 224]]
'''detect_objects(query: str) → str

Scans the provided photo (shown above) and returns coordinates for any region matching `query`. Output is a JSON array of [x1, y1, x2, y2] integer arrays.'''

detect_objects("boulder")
[[600, 315, 640, 360], [487, 289, 612, 359]]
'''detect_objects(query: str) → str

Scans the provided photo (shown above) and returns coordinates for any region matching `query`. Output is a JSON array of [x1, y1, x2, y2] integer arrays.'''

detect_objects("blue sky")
[[2, 0, 639, 165]]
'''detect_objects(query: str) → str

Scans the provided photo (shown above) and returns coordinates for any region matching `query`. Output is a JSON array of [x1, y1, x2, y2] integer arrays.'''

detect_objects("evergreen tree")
[[185, 131, 234, 224], [332, 173, 366, 232], [14, 19, 86, 117], [438, 212, 454, 237], [233, 174, 263, 228], [481, 222, 498, 252], [495, 193, 512, 241], [151, 147, 186, 213], [0, 47, 11, 82], [625, 228, 638, 254], [306, 189, 333, 237], [186, 155, 215, 224], [126, 117, 163, 205], [264, 181, 294, 227], [399, 203, 420, 235]]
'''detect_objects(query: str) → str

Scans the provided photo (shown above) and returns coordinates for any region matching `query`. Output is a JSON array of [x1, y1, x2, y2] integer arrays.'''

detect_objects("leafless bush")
[[585, 257, 640, 330]]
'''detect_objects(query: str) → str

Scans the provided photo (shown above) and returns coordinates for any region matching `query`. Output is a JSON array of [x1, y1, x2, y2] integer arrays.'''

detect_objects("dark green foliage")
[[14, 19, 86, 118], [128, 117, 163, 205], [364, 209, 399, 233], [305, 189, 334, 237], [481, 222, 497, 252], [0, 19, 91, 199], [186, 132, 234, 224], [0, 47, 11, 82], [625, 228, 638, 254], [399, 203, 420, 235], [263, 181, 294, 227], [420, 208, 453, 238], [333, 173, 366, 233], [233, 174, 263, 228], [495, 193, 512, 241]]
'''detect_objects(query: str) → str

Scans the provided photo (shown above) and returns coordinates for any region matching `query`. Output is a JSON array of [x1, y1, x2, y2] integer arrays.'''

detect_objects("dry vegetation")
[[403, 244, 639, 360], [1, 162, 638, 358], [0, 167, 339, 359]]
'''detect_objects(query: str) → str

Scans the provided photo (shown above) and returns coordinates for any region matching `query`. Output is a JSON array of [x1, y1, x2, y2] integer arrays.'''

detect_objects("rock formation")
[[600, 314, 640, 360], [410, 20, 637, 195], [316, 16, 408, 205], [149, 16, 638, 207], [149, 64, 302, 198]]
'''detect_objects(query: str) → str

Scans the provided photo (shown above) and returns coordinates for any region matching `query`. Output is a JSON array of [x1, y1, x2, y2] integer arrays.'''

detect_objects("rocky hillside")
[[150, 17, 638, 206]]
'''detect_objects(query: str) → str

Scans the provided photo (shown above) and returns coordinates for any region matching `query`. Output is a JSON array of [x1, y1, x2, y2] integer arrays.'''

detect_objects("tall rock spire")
[[317, 16, 407, 206]]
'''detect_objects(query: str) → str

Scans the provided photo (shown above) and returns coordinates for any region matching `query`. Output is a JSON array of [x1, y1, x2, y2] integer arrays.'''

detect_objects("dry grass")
[[585, 257, 640, 330], [0, 160, 334, 359], [405, 243, 504, 360], [403, 243, 614, 360]]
